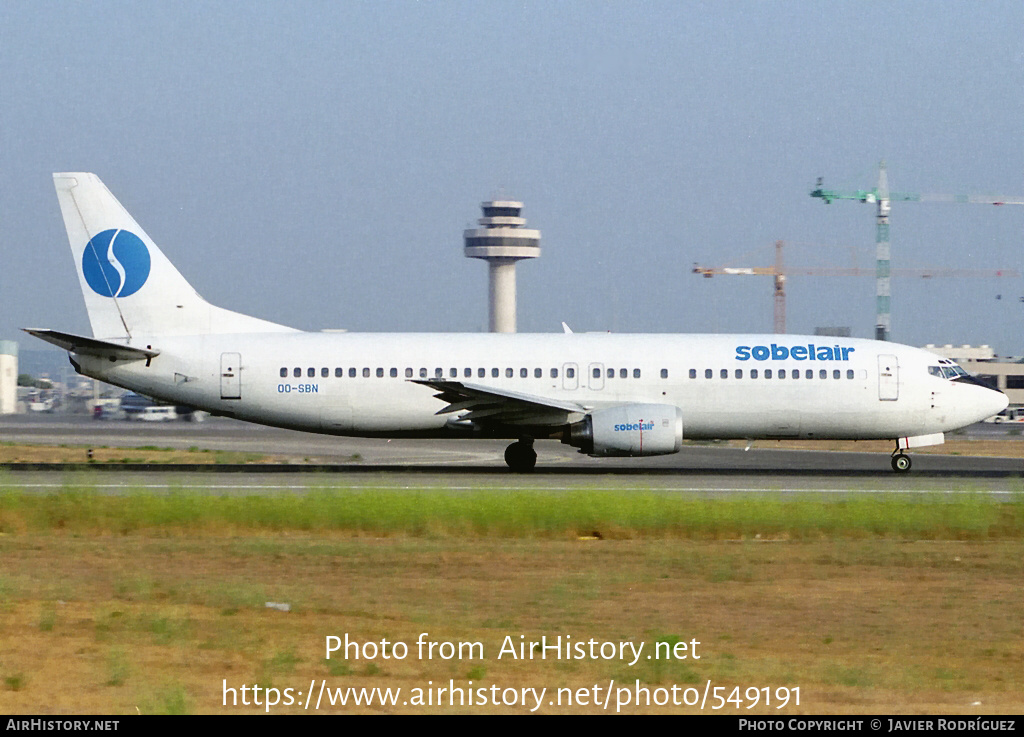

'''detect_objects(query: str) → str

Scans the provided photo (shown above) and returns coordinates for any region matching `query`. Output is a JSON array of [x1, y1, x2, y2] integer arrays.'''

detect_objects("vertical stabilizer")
[[53, 173, 295, 339]]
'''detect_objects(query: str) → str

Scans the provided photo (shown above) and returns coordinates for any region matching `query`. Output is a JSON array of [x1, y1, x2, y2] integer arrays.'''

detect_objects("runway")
[[2, 415, 1023, 494]]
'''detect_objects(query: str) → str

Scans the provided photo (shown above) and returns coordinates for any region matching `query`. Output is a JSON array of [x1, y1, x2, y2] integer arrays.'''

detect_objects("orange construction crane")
[[692, 240, 1019, 334]]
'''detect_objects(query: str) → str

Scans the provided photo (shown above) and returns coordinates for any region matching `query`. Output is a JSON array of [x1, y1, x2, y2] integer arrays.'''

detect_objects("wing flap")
[[412, 379, 587, 427]]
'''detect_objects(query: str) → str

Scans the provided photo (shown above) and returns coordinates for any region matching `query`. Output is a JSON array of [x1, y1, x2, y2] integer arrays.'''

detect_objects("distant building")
[[0, 341, 17, 414], [921, 344, 996, 363], [814, 327, 852, 338]]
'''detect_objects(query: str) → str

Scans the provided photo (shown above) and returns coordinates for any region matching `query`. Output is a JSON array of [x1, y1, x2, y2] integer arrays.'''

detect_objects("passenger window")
[[765, 369, 772, 379], [734, 369, 742, 379], [363, 368, 371, 378], [792, 370, 799, 380], [465, 368, 472, 378], [350, 368, 357, 378], [661, 369, 668, 379], [751, 369, 758, 379], [521, 368, 528, 378], [805, 370, 812, 379], [833, 369, 840, 379], [847, 370, 855, 379], [593, 367, 601, 379], [419, 368, 427, 378], [534, 368, 542, 378], [551, 368, 559, 378], [705, 369, 712, 379], [390, 368, 398, 378], [506, 368, 513, 378], [607, 368, 614, 379], [720, 369, 728, 379], [689, 369, 697, 379], [620, 368, 627, 379], [492, 368, 499, 378], [406, 368, 413, 378], [567, 367, 575, 378], [280, 368, 287, 378], [308, 368, 315, 378], [336, 368, 343, 378], [819, 369, 827, 380], [478, 368, 486, 378], [634, 369, 641, 379], [321, 367, 329, 378], [294, 368, 301, 378], [435, 368, 443, 378], [779, 369, 786, 379], [450, 368, 458, 378], [376, 368, 384, 378]]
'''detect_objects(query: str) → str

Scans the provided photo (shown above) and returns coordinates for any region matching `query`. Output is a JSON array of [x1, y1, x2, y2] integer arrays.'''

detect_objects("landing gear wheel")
[[504, 440, 537, 473], [891, 453, 912, 473]]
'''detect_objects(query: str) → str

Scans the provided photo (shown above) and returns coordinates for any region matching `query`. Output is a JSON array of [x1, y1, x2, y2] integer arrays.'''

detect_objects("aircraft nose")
[[982, 387, 1009, 421]]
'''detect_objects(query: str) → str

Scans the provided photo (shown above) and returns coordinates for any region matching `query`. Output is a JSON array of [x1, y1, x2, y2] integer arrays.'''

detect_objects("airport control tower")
[[464, 199, 540, 332]]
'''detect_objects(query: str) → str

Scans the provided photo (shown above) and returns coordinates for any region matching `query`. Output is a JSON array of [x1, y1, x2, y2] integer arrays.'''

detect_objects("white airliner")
[[26, 173, 1007, 473]]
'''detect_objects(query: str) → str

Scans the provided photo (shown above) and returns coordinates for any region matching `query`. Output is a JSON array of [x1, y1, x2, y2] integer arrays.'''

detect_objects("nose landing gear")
[[890, 449, 912, 473]]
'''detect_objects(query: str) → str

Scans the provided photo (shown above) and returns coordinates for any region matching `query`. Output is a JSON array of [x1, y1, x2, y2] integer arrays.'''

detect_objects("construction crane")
[[692, 240, 1019, 334], [811, 161, 1024, 341]]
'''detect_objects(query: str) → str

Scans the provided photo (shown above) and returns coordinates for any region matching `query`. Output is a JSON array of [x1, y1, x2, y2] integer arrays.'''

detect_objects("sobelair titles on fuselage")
[[26, 173, 1007, 472], [735, 343, 856, 363]]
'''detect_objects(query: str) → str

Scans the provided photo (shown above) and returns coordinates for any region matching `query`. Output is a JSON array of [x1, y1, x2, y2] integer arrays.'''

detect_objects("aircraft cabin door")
[[878, 354, 898, 401], [221, 352, 241, 400], [562, 363, 579, 390], [589, 363, 605, 391]]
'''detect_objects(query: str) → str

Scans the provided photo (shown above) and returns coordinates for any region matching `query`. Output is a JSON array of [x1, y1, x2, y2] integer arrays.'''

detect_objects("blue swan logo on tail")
[[81, 229, 151, 297]]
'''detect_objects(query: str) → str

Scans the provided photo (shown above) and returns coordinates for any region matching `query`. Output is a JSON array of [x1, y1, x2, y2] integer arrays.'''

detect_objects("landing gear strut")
[[890, 449, 912, 473], [504, 438, 537, 473]]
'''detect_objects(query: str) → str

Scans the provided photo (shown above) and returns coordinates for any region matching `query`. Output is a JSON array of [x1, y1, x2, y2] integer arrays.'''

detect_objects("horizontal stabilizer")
[[23, 328, 159, 361]]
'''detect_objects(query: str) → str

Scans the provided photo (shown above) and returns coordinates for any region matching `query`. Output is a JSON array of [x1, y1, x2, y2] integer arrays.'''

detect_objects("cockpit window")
[[931, 364, 969, 380]]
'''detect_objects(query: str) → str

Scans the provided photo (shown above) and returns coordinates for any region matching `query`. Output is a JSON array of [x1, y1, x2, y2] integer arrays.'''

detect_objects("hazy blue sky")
[[3, 1, 1023, 352]]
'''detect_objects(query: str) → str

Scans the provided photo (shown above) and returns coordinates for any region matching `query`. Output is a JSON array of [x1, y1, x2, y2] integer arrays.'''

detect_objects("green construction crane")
[[811, 161, 1024, 341]]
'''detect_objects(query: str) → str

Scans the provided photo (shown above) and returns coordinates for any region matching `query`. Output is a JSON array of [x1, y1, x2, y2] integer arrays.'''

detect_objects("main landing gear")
[[504, 438, 537, 473], [891, 448, 912, 473]]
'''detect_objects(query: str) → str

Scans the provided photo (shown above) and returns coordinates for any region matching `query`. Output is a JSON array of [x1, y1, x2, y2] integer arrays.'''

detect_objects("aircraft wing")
[[23, 328, 159, 361], [412, 379, 588, 427]]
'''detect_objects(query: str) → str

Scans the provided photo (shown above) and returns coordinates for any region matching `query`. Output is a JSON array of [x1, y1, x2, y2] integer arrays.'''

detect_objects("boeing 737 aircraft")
[[26, 173, 1007, 472]]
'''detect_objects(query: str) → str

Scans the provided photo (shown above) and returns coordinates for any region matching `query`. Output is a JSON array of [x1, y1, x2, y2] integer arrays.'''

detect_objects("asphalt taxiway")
[[2, 415, 1023, 495]]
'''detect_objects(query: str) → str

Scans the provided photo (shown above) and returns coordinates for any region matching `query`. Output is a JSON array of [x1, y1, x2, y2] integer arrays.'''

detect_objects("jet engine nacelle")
[[565, 403, 683, 457]]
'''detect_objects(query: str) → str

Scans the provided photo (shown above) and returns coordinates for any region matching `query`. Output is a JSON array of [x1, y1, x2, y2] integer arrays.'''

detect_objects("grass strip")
[[1, 485, 1022, 540]]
